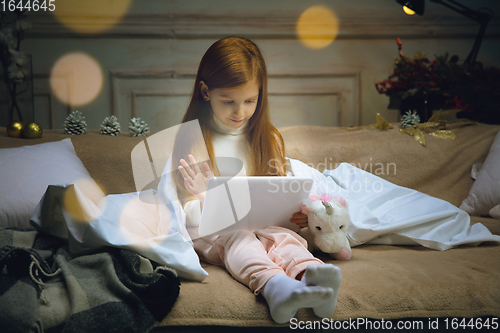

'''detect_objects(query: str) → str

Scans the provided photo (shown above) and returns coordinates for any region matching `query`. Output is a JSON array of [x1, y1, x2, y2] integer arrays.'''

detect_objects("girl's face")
[[202, 80, 260, 130]]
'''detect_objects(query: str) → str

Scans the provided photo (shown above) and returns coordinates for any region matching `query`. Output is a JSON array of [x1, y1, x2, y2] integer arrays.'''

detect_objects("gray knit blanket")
[[0, 228, 180, 333]]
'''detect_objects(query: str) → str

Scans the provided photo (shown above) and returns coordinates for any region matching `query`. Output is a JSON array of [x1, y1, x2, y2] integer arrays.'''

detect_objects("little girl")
[[173, 36, 341, 324]]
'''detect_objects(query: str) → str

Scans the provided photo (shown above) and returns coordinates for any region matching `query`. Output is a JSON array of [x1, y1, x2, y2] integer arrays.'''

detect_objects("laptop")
[[198, 176, 313, 237]]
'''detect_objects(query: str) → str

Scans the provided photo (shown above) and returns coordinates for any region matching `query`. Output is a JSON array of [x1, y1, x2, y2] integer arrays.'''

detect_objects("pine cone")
[[100, 115, 121, 136], [64, 110, 87, 135], [128, 117, 150, 137], [401, 110, 420, 129]]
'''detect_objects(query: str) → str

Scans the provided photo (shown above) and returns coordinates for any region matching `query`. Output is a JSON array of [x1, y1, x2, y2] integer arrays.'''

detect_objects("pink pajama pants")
[[193, 226, 324, 294]]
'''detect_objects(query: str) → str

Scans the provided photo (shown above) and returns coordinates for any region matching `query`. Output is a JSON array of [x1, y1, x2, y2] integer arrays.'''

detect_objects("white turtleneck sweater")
[[183, 114, 293, 236], [183, 114, 251, 232], [210, 113, 251, 176]]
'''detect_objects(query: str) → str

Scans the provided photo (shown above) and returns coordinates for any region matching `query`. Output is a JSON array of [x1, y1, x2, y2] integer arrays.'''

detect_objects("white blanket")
[[30, 155, 209, 282], [289, 158, 500, 251], [30, 156, 499, 283]]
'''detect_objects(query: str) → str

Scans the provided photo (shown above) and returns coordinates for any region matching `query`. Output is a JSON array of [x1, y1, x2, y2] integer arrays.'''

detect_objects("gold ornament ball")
[[23, 122, 43, 139], [6, 121, 24, 138]]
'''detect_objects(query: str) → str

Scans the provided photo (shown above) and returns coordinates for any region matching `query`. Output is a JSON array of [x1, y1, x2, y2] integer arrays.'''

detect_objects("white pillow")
[[0, 139, 104, 228], [460, 130, 500, 217], [490, 205, 500, 219]]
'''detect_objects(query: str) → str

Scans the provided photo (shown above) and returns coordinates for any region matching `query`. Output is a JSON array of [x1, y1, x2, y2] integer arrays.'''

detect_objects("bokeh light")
[[52, 0, 133, 34], [50, 52, 103, 107], [119, 192, 166, 249], [63, 179, 106, 223], [403, 6, 416, 15], [296, 6, 339, 50]]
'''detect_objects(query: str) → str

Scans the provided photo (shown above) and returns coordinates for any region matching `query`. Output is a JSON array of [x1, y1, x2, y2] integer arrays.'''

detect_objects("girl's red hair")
[[173, 36, 286, 203]]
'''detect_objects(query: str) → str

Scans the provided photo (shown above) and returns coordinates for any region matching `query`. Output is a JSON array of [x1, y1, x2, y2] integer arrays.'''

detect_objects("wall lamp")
[[396, 0, 493, 65]]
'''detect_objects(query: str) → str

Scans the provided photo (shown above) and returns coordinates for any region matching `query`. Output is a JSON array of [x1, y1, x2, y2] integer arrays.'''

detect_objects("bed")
[[0, 122, 499, 332]]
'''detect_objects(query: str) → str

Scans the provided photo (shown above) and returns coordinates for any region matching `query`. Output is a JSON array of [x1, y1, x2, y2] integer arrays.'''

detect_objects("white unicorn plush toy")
[[299, 194, 352, 261]]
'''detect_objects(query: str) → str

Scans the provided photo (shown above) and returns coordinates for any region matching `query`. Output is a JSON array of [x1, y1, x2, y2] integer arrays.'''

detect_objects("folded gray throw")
[[0, 228, 180, 333]]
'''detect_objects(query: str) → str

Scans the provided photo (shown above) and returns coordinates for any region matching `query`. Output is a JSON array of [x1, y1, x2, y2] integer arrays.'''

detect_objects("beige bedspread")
[[159, 123, 500, 326], [1, 123, 499, 326], [159, 218, 499, 327], [1, 122, 498, 206], [279, 122, 500, 207]]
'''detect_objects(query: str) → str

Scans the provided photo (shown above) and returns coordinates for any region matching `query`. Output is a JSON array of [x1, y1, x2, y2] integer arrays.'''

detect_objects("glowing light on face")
[[403, 6, 416, 15], [52, 0, 132, 34], [296, 6, 339, 50], [207, 80, 260, 130], [50, 52, 103, 107]]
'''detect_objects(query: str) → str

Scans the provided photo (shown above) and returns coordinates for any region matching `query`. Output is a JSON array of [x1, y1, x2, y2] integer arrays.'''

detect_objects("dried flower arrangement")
[[376, 38, 500, 124], [0, 9, 32, 124]]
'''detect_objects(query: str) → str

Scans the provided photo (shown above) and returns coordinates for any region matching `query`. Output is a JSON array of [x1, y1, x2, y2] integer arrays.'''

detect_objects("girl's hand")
[[178, 154, 214, 203], [290, 211, 308, 228]]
